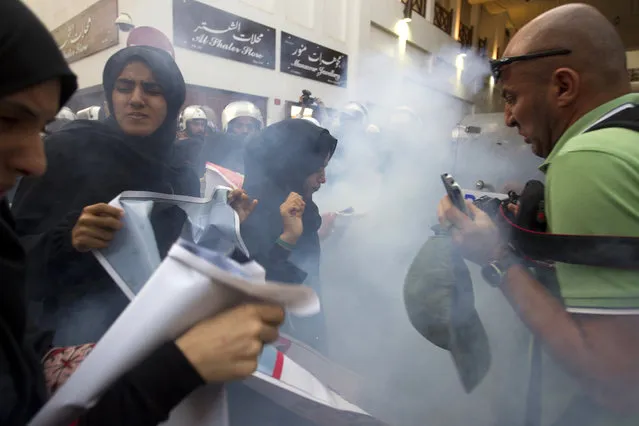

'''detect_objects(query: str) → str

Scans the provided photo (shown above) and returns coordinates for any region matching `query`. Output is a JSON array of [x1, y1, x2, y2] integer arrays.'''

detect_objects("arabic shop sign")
[[51, 0, 119, 64], [280, 32, 348, 88], [173, 0, 276, 70]]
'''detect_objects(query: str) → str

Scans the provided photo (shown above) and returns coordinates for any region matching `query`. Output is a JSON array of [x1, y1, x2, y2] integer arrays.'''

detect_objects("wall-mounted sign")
[[280, 32, 348, 87], [51, 0, 119, 64], [173, 0, 276, 70], [629, 68, 639, 82]]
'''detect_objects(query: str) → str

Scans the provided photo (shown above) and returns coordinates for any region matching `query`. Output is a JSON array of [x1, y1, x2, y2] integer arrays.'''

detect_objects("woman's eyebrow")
[[0, 99, 37, 118], [115, 78, 135, 85], [142, 82, 162, 91]]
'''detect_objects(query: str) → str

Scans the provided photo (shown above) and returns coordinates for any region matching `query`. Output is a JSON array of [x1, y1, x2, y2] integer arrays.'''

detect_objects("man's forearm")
[[500, 266, 598, 387], [500, 265, 639, 412]]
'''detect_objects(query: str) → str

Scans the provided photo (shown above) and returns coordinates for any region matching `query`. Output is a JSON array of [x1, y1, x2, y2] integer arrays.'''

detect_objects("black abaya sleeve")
[[11, 135, 97, 299], [240, 207, 307, 285], [76, 342, 205, 426]]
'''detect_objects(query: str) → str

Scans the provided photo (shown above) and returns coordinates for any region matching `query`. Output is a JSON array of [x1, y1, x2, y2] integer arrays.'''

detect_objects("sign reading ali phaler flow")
[[51, 0, 119, 64], [280, 32, 348, 87], [173, 0, 276, 70]]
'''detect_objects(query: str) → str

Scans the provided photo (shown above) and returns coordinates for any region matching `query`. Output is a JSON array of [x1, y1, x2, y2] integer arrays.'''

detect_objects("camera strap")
[[503, 206, 639, 269], [504, 104, 639, 270]]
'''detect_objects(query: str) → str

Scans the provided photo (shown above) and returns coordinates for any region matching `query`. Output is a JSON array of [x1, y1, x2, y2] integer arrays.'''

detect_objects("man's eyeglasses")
[[489, 48, 572, 82]]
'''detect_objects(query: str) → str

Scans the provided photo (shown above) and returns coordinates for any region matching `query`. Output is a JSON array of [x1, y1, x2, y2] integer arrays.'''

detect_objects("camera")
[[300, 90, 318, 107], [473, 191, 519, 219], [442, 173, 519, 220]]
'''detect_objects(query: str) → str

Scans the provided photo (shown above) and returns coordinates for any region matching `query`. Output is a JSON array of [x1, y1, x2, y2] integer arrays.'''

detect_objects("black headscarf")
[[0, 1, 76, 105], [243, 119, 337, 198], [241, 119, 337, 284], [101, 46, 186, 159], [0, 1, 77, 424], [56, 46, 186, 163]]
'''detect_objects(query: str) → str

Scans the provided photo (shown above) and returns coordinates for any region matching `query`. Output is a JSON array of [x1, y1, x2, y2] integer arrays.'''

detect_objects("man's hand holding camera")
[[437, 196, 505, 266]]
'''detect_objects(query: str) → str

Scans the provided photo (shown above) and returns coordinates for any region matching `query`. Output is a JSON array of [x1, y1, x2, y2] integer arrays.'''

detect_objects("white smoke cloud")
[[310, 44, 536, 426]]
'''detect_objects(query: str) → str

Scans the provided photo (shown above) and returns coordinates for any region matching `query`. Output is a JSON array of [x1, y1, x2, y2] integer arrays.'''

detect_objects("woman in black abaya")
[[0, 2, 78, 423], [240, 119, 337, 351], [11, 45, 200, 346], [227, 119, 336, 426]]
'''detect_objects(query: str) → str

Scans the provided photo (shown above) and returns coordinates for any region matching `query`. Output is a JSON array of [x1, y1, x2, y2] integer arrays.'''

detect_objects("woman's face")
[[111, 61, 167, 137], [303, 153, 330, 199], [0, 79, 60, 198]]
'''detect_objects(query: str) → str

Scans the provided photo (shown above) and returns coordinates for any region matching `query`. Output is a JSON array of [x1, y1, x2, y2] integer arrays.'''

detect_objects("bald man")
[[438, 4, 639, 426]]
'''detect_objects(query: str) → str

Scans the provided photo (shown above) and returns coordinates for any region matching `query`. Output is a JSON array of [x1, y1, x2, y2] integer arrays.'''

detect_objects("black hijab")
[[58, 46, 186, 163], [241, 120, 337, 284], [243, 119, 337, 198], [101, 46, 185, 159], [0, 1, 77, 424], [0, 1, 76, 104]]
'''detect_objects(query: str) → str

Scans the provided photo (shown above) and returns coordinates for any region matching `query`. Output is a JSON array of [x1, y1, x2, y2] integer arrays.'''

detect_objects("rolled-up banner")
[[30, 239, 320, 426]]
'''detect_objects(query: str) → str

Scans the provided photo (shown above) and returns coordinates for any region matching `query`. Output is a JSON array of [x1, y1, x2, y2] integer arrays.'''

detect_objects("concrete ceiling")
[[470, 0, 639, 49]]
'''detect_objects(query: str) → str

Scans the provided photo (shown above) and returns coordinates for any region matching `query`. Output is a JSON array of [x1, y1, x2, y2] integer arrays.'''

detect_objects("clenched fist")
[[176, 304, 285, 383], [279, 192, 305, 245], [71, 203, 124, 252]]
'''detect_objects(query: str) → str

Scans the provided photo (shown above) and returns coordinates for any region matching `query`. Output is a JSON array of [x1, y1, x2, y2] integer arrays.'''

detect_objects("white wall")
[[627, 50, 639, 69], [24, 0, 359, 123]]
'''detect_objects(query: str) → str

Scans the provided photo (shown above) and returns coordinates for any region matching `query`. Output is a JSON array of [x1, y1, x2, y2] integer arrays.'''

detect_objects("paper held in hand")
[[29, 189, 386, 426]]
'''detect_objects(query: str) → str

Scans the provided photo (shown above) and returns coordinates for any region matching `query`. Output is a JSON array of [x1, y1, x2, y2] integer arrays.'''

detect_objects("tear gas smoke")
[[42, 8, 538, 422], [312, 45, 535, 426]]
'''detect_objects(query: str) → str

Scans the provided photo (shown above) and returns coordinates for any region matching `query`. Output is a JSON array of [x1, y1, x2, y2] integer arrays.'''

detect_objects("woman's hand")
[[71, 203, 124, 252], [228, 189, 258, 223], [176, 304, 285, 382], [279, 192, 305, 245], [318, 212, 337, 241]]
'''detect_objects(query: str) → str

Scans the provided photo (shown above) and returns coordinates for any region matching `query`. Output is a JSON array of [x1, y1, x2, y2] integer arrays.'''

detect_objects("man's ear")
[[551, 67, 580, 108]]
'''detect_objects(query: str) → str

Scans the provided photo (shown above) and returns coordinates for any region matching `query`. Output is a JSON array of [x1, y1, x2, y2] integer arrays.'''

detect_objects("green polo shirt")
[[537, 93, 639, 426], [543, 93, 639, 312]]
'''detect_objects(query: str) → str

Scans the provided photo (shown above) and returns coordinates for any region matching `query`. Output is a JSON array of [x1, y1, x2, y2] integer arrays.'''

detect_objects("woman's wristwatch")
[[480, 248, 521, 288]]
